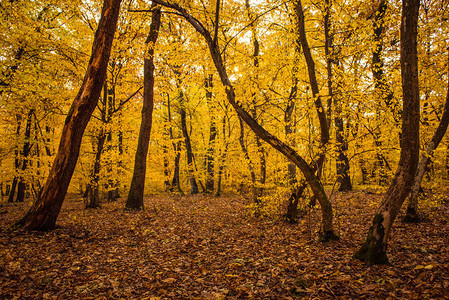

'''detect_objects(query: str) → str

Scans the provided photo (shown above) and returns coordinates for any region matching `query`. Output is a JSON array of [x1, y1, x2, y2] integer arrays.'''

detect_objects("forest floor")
[[0, 190, 448, 299]]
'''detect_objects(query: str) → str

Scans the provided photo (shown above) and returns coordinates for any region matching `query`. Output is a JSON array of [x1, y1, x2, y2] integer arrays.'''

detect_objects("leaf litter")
[[0, 191, 448, 299]]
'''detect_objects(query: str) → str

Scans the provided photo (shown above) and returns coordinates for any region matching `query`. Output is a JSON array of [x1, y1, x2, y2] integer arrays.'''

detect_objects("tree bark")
[[216, 115, 229, 197], [372, 0, 401, 123], [354, 0, 420, 265], [205, 74, 216, 193], [180, 102, 200, 194], [404, 52, 449, 223], [126, 5, 161, 210], [238, 117, 258, 203], [171, 142, 183, 194], [246, 0, 266, 201], [166, 95, 183, 194], [284, 42, 300, 222], [8, 115, 22, 203], [323, 0, 352, 191], [295, 0, 330, 150], [371, 0, 399, 185], [85, 130, 106, 208], [16, 109, 34, 202], [17, 0, 122, 231]]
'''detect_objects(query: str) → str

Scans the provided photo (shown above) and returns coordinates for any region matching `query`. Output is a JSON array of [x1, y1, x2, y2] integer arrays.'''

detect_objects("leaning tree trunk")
[[126, 5, 161, 210], [153, 0, 337, 240], [16, 0, 122, 231], [354, 0, 420, 265], [404, 54, 449, 223]]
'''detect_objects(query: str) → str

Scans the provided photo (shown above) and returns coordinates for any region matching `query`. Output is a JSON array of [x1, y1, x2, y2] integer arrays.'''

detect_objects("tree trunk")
[[295, 0, 329, 149], [404, 52, 449, 223], [163, 144, 171, 191], [153, 0, 336, 240], [205, 74, 216, 193], [371, 0, 399, 186], [180, 104, 199, 194], [126, 5, 161, 210], [284, 49, 300, 222], [372, 0, 401, 123], [17, 0, 122, 231], [171, 142, 183, 194], [354, 0, 420, 265], [85, 131, 106, 209], [7, 177, 18, 203], [8, 115, 22, 203], [216, 116, 229, 197], [166, 95, 183, 194], [334, 68, 352, 191], [246, 0, 266, 201], [238, 117, 258, 203], [16, 109, 34, 202], [323, 0, 352, 191]]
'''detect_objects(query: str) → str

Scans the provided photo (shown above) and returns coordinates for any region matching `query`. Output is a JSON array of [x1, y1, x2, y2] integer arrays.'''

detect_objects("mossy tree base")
[[354, 214, 389, 265]]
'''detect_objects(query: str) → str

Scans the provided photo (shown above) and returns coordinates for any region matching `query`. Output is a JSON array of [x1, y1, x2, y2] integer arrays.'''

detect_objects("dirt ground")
[[0, 191, 448, 299]]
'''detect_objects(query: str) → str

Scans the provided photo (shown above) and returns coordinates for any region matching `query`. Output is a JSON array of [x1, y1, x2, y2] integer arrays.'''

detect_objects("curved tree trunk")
[[17, 0, 122, 231], [126, 5, 161, 210], [404, 53, 449, 223], [153, 0, 336, 240], [354, 0, 420, 265]]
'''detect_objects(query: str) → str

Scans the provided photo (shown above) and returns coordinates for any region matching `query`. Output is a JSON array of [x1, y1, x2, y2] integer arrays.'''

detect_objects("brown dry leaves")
[[0, 191, 448, 299]]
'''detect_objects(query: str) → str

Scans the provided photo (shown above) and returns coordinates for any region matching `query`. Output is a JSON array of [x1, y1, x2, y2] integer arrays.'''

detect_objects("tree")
[[404, 52, 449, 222], [354, 0, 420, 265], [204, 74, 217, 194], [126, 3, 161, 210], [16, 0, 122, 231], [324, 0, 352, 192]]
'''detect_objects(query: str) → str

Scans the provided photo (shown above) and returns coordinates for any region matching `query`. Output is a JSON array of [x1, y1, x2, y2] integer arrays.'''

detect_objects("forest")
[[0, 0, 448, 298]]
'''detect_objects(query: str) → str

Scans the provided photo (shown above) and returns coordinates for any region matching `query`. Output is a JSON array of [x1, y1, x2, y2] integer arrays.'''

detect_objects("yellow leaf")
[[414, 265, 424, 270]]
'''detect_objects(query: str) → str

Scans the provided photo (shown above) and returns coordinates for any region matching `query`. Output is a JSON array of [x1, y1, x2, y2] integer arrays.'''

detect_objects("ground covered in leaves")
[[0, 191, 448, 299]]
